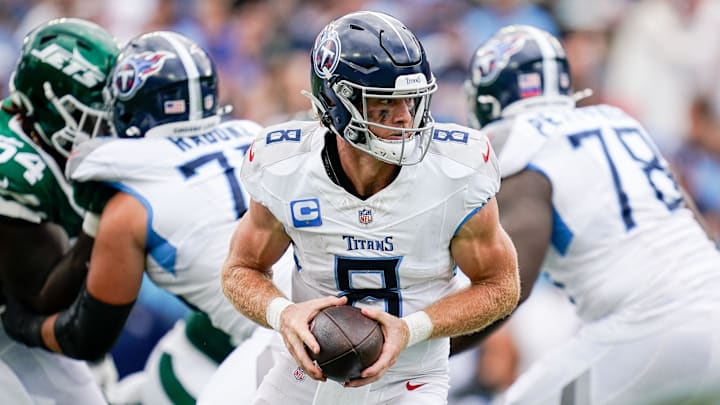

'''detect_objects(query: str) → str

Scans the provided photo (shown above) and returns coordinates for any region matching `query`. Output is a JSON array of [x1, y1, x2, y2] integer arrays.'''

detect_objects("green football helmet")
[[9, 18, 120, 157]]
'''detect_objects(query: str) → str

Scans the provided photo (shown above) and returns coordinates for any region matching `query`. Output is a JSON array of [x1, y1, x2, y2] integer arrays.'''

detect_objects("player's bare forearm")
[[424, 219, 520, 339], [221, 200, 293, 328], [222, 262, 283, 328], [425, 270, 518, 339], [430, 200, 520, 338]]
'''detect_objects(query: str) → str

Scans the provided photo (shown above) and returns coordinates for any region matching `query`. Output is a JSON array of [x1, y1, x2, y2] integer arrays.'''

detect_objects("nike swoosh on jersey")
[[406, 381, 427, 391], [482, 141, 491, 162]]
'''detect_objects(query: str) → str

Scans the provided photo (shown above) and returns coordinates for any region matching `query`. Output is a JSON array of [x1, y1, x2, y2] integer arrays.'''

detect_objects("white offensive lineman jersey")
[[497, 104, 720, 341], [240, 120, 500, 373], [67, 119, 260, 342]]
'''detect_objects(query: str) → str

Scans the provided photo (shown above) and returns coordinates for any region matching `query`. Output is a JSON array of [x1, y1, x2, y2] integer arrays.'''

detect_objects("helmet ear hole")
[[476, 95, 502, 127], [321, 93, 336, 107], [117, 111, 133, 127]]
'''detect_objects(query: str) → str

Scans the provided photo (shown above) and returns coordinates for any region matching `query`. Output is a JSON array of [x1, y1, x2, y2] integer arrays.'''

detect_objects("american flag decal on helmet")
[[359, 208, 373, 225], [519, 72, 542, 98], [164, 99, 186, 114]]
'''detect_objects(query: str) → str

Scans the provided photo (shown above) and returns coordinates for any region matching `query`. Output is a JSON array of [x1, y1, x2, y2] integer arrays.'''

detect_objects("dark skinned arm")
[[35, 231, 94, 312], [451, 169, 553, 355], [0, 216, 93, 313], [3, 192, 144, 360]]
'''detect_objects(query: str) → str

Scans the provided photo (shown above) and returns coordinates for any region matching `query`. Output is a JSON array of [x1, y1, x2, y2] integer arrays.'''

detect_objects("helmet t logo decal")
[[472, 36, 525, 85], [113, 51, 176, 100], [312, 30, 341, 79]]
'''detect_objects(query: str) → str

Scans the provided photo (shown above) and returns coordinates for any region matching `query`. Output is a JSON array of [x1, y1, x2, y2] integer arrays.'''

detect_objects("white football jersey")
[[67, 119, 261, 341], [240, 120, 500, 372], [497, 104, 720, 341]]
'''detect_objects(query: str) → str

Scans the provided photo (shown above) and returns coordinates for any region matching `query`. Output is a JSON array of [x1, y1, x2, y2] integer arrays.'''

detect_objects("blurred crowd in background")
[[3, 0, 720, 403]]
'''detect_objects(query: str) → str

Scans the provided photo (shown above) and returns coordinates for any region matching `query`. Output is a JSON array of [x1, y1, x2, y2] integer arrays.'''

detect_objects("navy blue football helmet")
[[307, 11, 437, 165], [105, 31, 219, 138], [465, 25, 574, 129]]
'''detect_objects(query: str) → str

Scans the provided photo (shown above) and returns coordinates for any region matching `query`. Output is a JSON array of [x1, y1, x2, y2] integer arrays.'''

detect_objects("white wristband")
[[82, 212, 101, 237], [266, 297, 292, 331], [402, 310, 433, 348]]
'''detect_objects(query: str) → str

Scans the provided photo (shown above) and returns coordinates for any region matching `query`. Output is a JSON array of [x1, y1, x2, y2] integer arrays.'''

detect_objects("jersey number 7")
[[568, 127, 683, 231]]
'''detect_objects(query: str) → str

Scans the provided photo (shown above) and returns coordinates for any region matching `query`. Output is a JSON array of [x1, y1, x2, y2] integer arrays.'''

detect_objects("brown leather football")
[[308, 305, 384, 382]]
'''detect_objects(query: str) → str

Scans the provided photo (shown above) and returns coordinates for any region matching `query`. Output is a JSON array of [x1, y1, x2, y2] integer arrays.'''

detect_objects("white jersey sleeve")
[[240, 120, 319, 211], [494, 116, 552, 178], [425, 122, 501, 223]]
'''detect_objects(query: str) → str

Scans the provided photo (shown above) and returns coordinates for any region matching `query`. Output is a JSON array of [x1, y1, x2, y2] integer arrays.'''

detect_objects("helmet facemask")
[[43, 82, 112, 156], [334, 74, 437, 166]]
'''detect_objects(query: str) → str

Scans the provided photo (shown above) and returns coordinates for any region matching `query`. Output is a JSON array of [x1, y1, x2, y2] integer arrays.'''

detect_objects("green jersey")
[[0, 108, 83, 237]]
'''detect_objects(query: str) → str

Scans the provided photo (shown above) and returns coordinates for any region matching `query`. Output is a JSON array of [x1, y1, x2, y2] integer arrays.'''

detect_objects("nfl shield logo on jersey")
[[293, 366, 306, 382], [358, 208, 373, 225]]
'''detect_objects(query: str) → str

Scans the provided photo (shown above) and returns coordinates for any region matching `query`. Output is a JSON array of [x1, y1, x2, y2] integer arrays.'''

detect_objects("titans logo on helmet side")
[[113, 51, 176, 100], [471, 35, 526, 86], [312, 29, 341, 79]]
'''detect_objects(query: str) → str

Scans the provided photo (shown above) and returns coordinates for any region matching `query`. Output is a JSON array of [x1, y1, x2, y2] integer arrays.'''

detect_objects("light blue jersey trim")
[[453, 204, 486, 237], [525, 164, 573, 255], [109, 182, 178, 274], [550, 208, 573, 255]]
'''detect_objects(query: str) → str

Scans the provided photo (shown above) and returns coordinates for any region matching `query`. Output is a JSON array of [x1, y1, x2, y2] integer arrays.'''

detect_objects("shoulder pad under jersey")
[[241, 120, 320, 174], [428, 122, 499, 174]]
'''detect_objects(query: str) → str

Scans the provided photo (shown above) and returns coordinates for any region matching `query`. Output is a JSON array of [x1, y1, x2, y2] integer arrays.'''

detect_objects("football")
[[308, 305, 384, 382]]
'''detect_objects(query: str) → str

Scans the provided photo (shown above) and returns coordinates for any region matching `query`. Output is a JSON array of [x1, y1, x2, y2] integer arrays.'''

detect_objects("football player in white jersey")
[[0, 18, 120, 405], [465, 25, 720, 404], [221, 11, 520, 405], [0, 30, 290, 404]]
